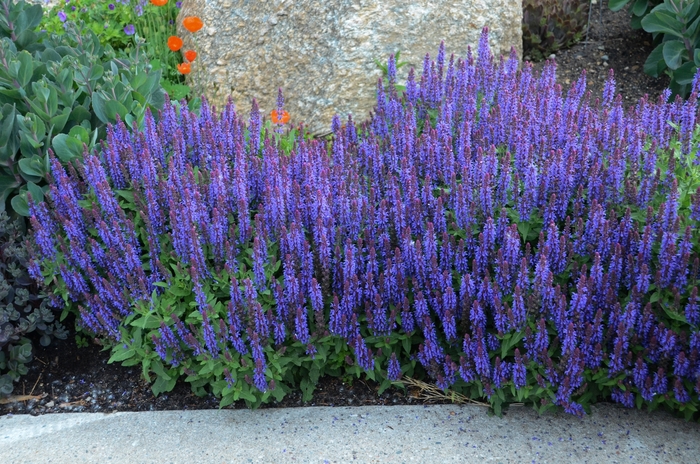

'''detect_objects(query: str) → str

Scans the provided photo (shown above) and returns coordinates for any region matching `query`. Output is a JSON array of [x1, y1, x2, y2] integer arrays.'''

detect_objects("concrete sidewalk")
[[1, 403, 699, 463]]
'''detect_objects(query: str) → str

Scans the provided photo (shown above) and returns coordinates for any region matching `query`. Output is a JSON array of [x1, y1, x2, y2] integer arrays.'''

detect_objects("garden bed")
[[0, 1, 690, 417]]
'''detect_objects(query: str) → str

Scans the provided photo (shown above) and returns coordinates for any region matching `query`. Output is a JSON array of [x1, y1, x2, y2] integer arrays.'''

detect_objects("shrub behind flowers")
[[29, 28, 700, 417]]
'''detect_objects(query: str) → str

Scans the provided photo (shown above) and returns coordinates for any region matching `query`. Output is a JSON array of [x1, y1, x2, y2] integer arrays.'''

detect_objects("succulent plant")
[[522, 0, 590, 61], [0, 210, 67, 397]]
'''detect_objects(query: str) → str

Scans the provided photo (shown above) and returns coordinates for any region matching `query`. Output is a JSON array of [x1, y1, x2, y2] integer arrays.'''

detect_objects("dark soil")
[[1, 1, 672, 416], [1, 314, 442, 416], [529, 0, 669, 104]]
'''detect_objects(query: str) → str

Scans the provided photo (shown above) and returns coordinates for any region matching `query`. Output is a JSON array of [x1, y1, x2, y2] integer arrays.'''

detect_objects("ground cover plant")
[[27, 28, 700, 418], [0, 210, 67, 396]]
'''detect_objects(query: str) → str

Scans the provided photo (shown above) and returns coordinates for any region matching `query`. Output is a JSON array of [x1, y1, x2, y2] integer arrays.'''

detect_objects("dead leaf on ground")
[[0, 393, 47, 404]]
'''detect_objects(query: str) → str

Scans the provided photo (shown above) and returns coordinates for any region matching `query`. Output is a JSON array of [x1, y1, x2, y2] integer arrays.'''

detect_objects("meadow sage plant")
[[29, 29, 700, 417]]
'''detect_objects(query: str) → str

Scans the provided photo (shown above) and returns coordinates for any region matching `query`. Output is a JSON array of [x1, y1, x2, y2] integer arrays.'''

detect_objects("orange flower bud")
[[177, 62, 191, 74], [183, 16, 203, 33], [167, 36, 183, 52], [271, 110, 290, 124], [184, 50, 197, 62], [150, 0, 167, 6]]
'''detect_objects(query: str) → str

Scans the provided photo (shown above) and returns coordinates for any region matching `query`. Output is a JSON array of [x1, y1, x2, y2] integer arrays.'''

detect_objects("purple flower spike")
[[388, 353, 401, 381]]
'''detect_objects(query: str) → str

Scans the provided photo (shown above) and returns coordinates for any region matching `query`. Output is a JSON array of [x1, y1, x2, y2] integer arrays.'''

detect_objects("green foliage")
[[610, 0, 699, 98], [0, 211, 67, 397], [609, 0, 663, 29], [642, 0, 700, 97], [75, 334, 88, 348], [0, 0, 44, 53], [522, 0, 590, 61], [40, 0, 190, 101], [374, 50, 408, 94], [0, 0, 166, 216], [41, 0, 137, 52]]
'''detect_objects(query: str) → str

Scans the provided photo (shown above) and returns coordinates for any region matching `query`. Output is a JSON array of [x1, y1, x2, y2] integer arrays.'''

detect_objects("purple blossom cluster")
[[30, 28, 700, 414]]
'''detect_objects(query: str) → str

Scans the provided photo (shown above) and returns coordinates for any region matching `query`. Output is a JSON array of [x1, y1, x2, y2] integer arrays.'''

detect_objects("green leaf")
[[48, 109, 71, 134], [115, 189, 134, 203], [91, 92, 108, 124], [108, 347, 136, 363], [11, 192, 28, 216], [161, 81, 190, 102], [641, 8, 685, 38], [661, 305, 688, 324], [136, 70, 161, 97], [150, 359, 171, 380], [68, 106, 91, 126], [683, 0, 700, 22], [500, 331, 525, 360], [151, 373, 177, 396], [51, 133, 84, 162], [168, 285, 191, 297], [0, 174, 20, 204], [104, 99, 128, 122], [673, 61, 698, 85], [631, 0, 648, 16], [644, 43, 668, 77], [378, 378, 392, 395], [26, 181, 43, 204], [16, 4, 44, 33], [68, 125, 90, 144], [219, 393, 236, 409], [688, 15, 700, 41], [401, 336, 411, 354], [663, 40, 688, 70], [18, 156, 44, 177], [16, 51, 33, 88], [89, 64, 104, 83], [608, 0, 631, 12], [300, 377, 315, 402], [517, 220, 531, 242], [129, 314, 162, 329]]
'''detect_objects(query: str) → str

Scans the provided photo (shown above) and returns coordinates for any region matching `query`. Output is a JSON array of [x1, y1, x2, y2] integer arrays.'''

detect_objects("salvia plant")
[[522, 0, 589, 61], [0, 0, 166, 217], [0, 210, 67, 397], [28, 28, 700, 417]]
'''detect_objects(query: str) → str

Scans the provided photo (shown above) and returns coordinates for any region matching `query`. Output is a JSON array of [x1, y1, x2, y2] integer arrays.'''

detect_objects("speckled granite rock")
[[177, 0, 522, 134]]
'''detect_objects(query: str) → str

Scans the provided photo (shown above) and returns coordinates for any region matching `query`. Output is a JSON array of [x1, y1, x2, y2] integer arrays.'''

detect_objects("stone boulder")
[[177, 0, 522, 134]]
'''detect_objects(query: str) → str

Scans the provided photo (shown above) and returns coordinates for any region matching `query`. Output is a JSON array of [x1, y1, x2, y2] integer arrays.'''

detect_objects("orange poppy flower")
[[150, 0, 167, 5], [177, 62, 191, 74], [183, 16, 203, 33], [184, 50, 197, 62], [167, 36, 183, 52], [271, 109, 290, 124]]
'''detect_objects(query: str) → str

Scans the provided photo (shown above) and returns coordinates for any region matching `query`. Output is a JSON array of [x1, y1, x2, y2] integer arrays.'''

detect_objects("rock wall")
[[177, 0, 522, 134]]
